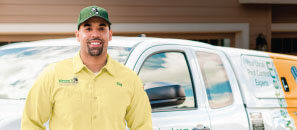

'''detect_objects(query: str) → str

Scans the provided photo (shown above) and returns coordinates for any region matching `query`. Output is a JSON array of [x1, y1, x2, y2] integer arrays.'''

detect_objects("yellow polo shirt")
[[21, 53, 152, 130]]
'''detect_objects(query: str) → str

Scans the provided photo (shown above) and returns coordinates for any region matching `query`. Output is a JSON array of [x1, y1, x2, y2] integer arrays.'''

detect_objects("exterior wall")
[[0, 0, 272, 50], [272, 5, 297, 23]]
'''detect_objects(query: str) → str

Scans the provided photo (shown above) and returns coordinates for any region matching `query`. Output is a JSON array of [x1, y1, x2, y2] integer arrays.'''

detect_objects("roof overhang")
[[239, 0, 297, 4]]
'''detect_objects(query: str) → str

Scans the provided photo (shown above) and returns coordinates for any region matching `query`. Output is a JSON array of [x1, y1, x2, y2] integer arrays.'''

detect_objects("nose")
[[91, 29, 101, 38]]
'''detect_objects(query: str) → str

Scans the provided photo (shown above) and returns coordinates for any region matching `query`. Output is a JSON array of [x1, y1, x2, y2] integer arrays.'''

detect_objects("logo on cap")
[[91, 7, 99, 14]]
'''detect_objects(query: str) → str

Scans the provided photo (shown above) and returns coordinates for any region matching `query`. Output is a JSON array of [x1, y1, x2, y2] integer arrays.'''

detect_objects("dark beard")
[[87, 38, 104, 56], [88, 44, 104, 56]]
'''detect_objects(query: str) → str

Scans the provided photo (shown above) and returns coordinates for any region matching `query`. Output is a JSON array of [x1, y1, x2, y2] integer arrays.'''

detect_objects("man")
[[256, 33, 268, 51], [21, 5, 152, 130]]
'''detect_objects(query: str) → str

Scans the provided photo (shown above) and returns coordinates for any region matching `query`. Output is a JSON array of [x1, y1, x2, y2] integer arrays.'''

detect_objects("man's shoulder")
[[110, 58, 137, 77], [54, 58, 73, 67], [45, 57, 73, 73]]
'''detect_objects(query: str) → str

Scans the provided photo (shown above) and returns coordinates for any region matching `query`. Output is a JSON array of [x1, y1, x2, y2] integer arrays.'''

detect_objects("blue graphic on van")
[[291, 66, 297, 84]]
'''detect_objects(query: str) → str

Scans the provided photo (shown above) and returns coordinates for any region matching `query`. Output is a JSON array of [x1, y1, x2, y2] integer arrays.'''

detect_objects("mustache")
[[88, 38, 104, 42]]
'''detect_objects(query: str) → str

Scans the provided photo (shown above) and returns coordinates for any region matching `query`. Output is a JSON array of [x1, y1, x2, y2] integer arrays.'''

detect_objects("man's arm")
[[125, 76, 152, 130], [21, 65, 54, 130]]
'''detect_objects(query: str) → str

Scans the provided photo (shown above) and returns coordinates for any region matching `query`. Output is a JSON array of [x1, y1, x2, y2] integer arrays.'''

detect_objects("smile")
[[90, 42, 101, 45]]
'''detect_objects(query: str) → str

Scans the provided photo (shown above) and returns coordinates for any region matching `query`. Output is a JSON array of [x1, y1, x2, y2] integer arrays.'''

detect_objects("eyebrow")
[[83, 23, 91, 27], [99, 23, 107, 27]]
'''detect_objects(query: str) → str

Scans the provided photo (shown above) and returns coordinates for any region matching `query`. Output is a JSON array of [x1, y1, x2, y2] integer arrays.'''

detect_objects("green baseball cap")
[[77, 6, 111, 30]]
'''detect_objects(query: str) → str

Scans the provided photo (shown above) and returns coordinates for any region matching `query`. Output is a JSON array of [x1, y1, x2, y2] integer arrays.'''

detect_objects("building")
[[0, 0, 297, 55]]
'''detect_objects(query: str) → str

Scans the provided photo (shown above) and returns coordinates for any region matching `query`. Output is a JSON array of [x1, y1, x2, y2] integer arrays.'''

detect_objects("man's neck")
[[80, 53, 107, 73]]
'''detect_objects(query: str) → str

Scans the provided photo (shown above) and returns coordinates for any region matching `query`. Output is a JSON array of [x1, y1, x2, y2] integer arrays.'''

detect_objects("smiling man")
[[21, 6, 152, 130]]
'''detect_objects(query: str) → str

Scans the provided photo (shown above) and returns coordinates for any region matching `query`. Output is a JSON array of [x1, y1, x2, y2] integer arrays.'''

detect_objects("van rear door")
[[193, 47, 249, 130]]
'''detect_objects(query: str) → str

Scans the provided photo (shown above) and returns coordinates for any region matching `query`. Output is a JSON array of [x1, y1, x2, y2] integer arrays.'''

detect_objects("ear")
[[75, 30, 80, 42], [109, 29, 112, 41]]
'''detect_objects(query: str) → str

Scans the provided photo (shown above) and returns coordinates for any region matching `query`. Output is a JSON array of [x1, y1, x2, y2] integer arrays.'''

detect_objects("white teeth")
[[91, 42, 100, 45]]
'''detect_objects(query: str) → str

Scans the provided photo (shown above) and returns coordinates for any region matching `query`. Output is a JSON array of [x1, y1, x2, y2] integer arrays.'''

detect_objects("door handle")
[[281, 77, 289, 92], [192, 124, 210, 130]]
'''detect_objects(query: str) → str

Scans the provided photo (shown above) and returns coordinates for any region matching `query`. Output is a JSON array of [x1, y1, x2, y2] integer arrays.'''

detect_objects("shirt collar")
[[73, 52, 116, 76], [73, 52, 85, 74], [103, 55, 116, 76]]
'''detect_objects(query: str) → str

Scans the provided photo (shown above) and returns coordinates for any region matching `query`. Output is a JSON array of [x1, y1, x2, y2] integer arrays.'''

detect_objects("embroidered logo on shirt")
[[116, 82, 122, 87], [59, 77, 78, 86]]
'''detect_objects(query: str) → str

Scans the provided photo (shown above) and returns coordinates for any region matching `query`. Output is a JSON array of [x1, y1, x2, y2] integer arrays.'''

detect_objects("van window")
[[0, 46, 132, 100], [196, 51, 233, 109], [138, 52, 195, 110]]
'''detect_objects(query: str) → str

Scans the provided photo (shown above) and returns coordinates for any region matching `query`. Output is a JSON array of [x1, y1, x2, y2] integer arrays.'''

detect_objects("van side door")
[[133, 45, 211, 130]]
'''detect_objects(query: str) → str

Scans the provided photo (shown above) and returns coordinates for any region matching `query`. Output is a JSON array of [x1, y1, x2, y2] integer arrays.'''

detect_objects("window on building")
[[0, 42, 9, 47], [115, 32, 235, 47], [0, 41, 20, 47], [271, 38, 297, 54]]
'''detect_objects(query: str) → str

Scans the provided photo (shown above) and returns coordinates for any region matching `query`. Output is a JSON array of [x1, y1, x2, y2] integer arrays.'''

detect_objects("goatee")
[[88, 44, 104, 56]]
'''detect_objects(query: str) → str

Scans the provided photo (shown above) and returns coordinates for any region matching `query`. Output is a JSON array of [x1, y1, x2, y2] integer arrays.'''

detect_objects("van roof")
[[0, 36, 212, 50]]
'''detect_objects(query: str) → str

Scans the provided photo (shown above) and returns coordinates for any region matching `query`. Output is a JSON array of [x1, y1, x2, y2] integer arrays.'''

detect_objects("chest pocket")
[[53, 79, 82, 115], [62, 85, 81, 102], [102, 81, 132, 116]]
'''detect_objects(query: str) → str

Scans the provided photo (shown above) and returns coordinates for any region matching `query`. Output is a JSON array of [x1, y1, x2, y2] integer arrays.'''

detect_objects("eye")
[[99, 27, 105, 31], [86, 27, 92, 31]]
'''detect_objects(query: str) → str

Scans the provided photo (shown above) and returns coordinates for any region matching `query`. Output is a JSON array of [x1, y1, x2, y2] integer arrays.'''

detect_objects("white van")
[[0, 37, 296, 130]]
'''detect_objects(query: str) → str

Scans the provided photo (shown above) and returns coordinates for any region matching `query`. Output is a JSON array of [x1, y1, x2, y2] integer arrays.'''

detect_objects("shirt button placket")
[[91, 78, 98, 130]]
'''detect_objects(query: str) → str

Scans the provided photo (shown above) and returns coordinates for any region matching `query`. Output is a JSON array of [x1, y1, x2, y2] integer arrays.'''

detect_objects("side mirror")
[[145, 82, 185, 108]]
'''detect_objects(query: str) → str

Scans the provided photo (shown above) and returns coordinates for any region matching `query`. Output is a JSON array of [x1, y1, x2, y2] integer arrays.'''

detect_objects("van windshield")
[[0, 46, 132, 99]]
